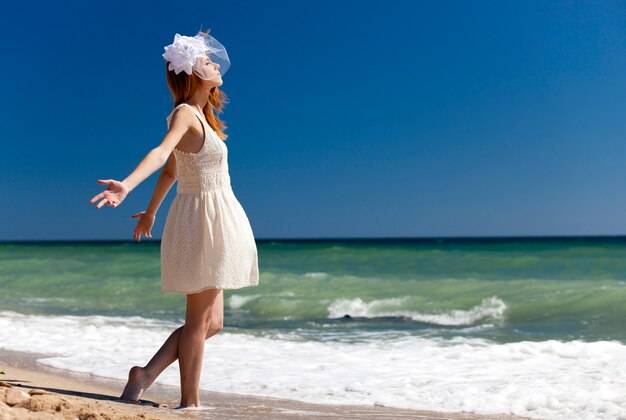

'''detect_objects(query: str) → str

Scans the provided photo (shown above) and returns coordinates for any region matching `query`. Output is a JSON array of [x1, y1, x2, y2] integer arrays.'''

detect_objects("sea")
[[0, 237, 625, 420]]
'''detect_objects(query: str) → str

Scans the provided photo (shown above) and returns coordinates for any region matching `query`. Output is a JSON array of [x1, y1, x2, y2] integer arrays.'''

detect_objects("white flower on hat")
[[162, 33, 208, 75]]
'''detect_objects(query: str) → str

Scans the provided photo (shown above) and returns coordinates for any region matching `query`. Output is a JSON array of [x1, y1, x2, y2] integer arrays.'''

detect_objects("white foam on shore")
[[227, 294, 261, 309], [327, 296, 507, 325], [0, 310, 625, 419], [303, 272, 329, 278]]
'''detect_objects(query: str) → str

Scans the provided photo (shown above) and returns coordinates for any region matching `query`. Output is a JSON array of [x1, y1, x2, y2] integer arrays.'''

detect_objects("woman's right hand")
[[89, 179, 130, 209], [132, 211, 156, 242]]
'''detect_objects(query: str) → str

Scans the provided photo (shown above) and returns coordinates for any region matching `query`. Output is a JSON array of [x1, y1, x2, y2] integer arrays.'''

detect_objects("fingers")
[[90, 190, 115, 205], [89, 192, 104, 205], [95, 198, 119, 209], [133, 230, 152, 242], [138, 228, 151, 238], [90, 180, 116, 206], [133, 223, 151, 242], [134, 230, 151, 240]]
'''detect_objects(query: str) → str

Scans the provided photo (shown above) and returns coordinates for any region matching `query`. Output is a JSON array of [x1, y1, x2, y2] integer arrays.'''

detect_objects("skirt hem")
[[161, 281, 259, 294]]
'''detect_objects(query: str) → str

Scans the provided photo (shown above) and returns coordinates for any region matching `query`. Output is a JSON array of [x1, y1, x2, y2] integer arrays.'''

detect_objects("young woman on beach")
[[88, 30, 259, 409]]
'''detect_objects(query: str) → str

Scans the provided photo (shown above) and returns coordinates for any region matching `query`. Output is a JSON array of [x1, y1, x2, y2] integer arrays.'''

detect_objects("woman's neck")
[[186, 88, 211, 112]]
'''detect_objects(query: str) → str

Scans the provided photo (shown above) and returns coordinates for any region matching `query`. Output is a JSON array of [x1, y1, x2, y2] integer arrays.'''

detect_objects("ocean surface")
[[0, 238, 625, 419]]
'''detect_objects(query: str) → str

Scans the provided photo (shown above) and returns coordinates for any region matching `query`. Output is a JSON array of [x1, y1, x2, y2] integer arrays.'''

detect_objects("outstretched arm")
[[122, 110, 195, 193], [89, 108, 195, 210]]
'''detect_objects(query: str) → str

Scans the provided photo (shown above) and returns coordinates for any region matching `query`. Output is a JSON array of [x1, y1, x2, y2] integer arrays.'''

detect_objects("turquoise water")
[[1, 237, 625, 344]]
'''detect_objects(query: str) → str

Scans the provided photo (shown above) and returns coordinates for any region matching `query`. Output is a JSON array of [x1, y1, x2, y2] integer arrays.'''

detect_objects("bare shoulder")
[[168, 106, 196, 131]]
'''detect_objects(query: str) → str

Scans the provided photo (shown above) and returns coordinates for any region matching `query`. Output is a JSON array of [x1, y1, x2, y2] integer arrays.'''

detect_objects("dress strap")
[[178, 103, 206, 123], [166, 103, 207, 128]]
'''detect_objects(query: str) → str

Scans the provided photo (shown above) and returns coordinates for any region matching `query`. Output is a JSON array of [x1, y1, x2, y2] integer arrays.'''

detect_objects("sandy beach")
[[0, 348, 532, 420]]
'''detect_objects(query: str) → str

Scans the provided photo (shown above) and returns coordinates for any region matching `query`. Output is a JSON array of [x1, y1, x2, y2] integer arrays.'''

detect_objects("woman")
[[88, 30, 260, 409]]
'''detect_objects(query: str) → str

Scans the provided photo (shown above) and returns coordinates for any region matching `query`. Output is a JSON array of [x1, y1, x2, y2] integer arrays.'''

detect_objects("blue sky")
[[1, 1, 625, 240]]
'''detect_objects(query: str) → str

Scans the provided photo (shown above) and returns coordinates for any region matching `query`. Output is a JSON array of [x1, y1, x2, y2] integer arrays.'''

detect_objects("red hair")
[[165, 62, 230, 140]]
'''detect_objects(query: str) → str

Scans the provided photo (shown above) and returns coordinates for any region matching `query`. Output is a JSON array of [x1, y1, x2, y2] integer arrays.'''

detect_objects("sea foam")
[[327, 296, 507, 325], [0, 310, 625, 419]]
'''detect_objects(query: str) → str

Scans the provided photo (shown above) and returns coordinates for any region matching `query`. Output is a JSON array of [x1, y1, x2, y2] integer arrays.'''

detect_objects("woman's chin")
[[205, 79, 222, 88]]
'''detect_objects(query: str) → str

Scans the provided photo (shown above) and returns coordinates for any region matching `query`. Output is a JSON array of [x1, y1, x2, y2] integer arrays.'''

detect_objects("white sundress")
[[160, 103, 259, 293]]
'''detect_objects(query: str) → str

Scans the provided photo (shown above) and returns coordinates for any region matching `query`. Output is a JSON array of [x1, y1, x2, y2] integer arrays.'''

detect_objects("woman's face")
[[195, 54, 223, 88]]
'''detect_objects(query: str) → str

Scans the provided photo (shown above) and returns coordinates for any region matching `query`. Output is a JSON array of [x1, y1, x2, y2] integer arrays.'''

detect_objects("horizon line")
[[3, 233, 626, 244]]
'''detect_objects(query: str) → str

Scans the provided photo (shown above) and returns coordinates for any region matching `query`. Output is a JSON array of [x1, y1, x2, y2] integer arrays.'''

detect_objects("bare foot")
[[176, 398, 202, 409], [175, 404, 213, 411], [119, 366, 151, 401]]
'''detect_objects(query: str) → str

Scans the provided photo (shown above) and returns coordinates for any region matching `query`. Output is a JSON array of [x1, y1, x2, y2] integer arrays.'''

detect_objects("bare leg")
[[178, 288, 222, 407], [120, 289, 224, 402]]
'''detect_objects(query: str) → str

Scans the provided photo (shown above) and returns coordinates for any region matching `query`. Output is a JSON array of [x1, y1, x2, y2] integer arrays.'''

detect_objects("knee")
[[184, 321, 210, 338], [205, 320, 224, 339]]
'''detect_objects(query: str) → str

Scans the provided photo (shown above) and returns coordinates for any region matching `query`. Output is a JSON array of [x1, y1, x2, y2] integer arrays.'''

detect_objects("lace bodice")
[[166, 103, 231, 194]]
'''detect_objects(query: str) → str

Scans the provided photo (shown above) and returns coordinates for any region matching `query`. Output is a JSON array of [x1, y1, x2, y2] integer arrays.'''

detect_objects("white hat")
[[162, 31, 230, 80]]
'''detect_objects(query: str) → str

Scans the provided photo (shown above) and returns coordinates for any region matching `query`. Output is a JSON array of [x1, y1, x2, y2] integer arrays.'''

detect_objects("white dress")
[[160, 103, 259, 293]]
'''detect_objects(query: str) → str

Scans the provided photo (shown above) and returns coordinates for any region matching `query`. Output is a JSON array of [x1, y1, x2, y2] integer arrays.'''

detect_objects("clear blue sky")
[[1, 1, 625, 240]]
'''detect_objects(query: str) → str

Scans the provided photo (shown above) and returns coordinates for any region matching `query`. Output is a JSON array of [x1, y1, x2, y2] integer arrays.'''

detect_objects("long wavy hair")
[[165, 62, 230, 140]]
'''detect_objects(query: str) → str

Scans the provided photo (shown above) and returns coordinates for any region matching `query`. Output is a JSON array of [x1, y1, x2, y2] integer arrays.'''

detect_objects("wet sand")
[[0, 348, 532, 419]]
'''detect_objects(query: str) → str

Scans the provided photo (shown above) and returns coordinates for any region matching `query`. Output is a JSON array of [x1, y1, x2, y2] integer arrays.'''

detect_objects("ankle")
[[179, 399, 200, 407], [142, 367, 157, 386]]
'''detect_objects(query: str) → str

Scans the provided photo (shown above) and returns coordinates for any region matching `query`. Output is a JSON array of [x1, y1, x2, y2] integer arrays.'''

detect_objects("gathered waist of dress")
[[176, 170, 232, 194]]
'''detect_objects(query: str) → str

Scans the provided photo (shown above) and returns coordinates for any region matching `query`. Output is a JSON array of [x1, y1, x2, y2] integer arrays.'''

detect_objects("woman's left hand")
[[132, 211, 155, 242], [89, 179, 130, 209]]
